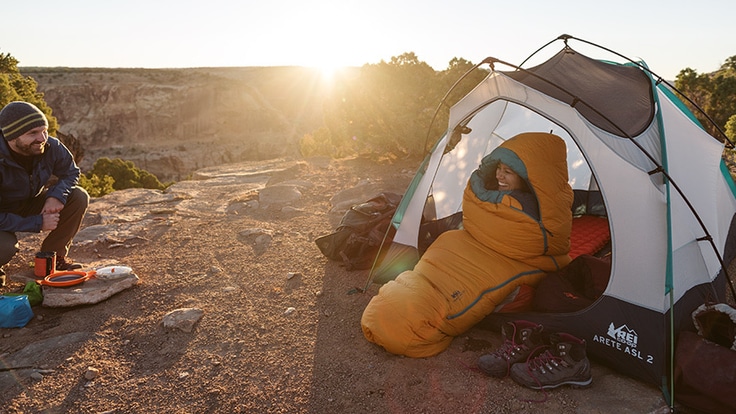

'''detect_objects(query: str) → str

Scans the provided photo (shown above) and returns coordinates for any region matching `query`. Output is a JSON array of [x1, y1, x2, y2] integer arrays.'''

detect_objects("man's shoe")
[[509, 332, 592, 389], [477, 320, 545, 378], [56, 257, 83, 271]]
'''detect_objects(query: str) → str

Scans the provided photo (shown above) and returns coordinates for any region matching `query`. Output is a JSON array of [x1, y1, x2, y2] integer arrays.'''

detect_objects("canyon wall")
[[22, 66, 331, 181]]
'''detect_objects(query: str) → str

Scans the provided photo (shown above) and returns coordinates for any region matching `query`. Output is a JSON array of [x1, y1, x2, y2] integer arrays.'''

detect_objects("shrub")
[[80, 157, 168, 197], [78, 173, 115, 197]]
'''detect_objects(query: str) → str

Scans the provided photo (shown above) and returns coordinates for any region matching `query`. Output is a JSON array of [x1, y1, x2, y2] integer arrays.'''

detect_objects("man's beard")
[[14, 140, 46, 156]]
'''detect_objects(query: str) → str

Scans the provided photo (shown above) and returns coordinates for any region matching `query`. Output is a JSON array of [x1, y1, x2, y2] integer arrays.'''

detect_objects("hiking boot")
[[477, 320, 545, 378], [509, 332, 592, 389], [56, 257, 83, 271]]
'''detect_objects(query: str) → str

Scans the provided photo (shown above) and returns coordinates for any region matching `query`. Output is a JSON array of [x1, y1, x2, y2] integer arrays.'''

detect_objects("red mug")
[[34, 251, 56, 278]]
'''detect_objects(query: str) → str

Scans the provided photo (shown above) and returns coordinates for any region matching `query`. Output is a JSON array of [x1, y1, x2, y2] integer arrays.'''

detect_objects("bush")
[[299, 126, 354, 158], [80, 157, 169, 197], [78, 174, 115, 197]]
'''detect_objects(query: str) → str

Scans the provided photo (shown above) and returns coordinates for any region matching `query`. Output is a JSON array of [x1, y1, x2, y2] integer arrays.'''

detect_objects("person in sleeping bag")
[[361, 132, 573, 358], [487, 161, 539, 220]]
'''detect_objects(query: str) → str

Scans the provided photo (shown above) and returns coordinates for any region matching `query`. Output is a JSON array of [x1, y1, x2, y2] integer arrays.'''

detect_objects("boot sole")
[[526, 377, 593, 390]]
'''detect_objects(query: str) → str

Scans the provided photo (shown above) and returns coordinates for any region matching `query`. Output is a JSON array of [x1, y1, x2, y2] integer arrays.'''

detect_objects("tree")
[[0, 51, 59, 135], [310, 52, 488, 158], [315, 52, 488, 159], [726, 114, 736, 141], [675, 56, 736, 139], [439, 57, 488, 106], [425, 58, 490, 151], [327, 52, 438, 158], [724, 56, 736, 72]]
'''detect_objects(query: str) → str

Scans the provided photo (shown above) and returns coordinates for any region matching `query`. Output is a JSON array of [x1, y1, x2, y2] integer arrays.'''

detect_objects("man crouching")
[[0, 101, 89, 284]]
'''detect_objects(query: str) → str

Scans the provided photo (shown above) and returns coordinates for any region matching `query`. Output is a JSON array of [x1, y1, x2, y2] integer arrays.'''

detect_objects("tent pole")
[[668, 290, 675, 410]]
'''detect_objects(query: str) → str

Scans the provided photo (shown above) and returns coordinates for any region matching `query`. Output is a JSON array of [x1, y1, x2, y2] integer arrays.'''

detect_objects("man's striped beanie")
[[0, 101, 49, 141]]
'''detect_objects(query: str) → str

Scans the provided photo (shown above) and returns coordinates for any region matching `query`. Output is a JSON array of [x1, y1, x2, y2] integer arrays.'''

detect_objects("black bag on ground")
[[315, 192, 401, 270], [532, 254, 611, 313]]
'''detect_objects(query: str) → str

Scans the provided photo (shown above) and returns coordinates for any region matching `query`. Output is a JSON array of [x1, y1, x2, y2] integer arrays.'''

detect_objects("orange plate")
[[37, 270, 95, 287]]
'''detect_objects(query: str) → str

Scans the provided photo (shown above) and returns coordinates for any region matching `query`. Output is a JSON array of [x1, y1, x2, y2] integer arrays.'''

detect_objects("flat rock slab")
[[258, 184, 303, 206], [41, 273, 140, 307], [0, 332, 93, 394]]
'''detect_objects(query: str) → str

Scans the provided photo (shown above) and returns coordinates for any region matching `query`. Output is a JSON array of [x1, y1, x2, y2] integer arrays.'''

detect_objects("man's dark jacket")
[[0, 135, 80, 233]]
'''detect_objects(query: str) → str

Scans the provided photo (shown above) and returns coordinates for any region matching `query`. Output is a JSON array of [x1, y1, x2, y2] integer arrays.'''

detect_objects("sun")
[[315, 63, 345, 84], [306, 57, 350, 89]]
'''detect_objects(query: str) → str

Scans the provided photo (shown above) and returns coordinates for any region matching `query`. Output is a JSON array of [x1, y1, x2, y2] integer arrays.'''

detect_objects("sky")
[[2, 0, 735, 80]]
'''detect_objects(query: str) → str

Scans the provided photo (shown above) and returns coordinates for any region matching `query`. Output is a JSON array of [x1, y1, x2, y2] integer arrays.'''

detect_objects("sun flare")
[[315, 64, 346, 84]]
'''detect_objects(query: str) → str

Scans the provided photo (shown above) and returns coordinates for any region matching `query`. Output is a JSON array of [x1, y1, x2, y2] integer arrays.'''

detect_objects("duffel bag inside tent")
[[364, 34, 736, 402]]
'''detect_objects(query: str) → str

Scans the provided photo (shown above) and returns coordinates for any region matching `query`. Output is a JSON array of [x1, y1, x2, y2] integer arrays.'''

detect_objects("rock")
[[304, 156, 332, 169], [0, 332, 92, 394], [238, 228, 272, 242], [279, 179, 314, 189], [226, 202, 249, 215], [41, 273, 140, 308], [253, 235, 272, 255], [258, 184, 303, 206], [281, 206, 303, 214], [238, 228, 273, 255], [162, 308, 204, 333], [85, 367, 100, 380]]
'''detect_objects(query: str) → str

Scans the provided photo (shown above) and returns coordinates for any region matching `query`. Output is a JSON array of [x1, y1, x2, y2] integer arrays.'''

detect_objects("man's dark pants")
[[0, 187, 89, 268]]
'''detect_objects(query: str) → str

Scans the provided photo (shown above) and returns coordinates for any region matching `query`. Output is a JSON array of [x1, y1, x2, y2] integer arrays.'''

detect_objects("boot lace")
[[526, 348, 568, 375], [494, 336, 530, 361]]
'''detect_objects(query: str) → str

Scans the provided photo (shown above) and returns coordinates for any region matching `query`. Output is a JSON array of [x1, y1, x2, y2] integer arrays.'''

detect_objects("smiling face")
[[495, 162, 524, 191], [7, 125, 48, 156]]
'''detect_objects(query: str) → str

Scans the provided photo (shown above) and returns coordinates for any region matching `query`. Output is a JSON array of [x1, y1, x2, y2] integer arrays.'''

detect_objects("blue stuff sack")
[[0, 295, 34, 328]]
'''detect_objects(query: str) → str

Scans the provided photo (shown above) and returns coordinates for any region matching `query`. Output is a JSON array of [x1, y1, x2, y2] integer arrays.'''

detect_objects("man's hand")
[[42, 212, 60, 231], [41, 197, 64, 214]]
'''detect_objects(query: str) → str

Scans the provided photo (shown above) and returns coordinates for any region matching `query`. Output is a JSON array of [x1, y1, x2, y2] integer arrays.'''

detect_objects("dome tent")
[[363, 35, 736, 405]]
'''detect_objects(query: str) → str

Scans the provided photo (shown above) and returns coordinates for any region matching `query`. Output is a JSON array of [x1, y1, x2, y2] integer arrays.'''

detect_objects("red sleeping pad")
[[568, 215, 611, 260]]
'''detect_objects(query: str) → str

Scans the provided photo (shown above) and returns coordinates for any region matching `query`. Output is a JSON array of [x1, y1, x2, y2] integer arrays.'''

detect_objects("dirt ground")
[[0, 157, 693, 413]]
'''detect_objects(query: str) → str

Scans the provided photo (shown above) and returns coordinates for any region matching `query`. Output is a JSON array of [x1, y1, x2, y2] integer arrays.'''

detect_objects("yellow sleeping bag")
[[361, 132, 573, 357]]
